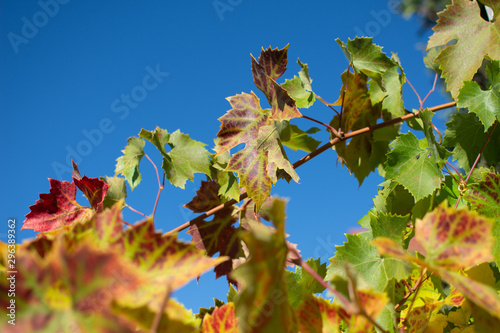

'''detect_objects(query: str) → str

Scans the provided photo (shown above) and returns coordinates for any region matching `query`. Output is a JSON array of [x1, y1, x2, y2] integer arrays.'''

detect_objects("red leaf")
[[72, 161, 110, 211], [22, 179, 93, 232]]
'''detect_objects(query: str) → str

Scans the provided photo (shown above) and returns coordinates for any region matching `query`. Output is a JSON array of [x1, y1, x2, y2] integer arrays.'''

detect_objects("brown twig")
[[163, 101, 457, 236]]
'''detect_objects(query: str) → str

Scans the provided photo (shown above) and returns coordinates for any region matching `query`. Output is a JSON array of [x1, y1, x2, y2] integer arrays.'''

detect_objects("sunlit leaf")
[[22, 179, 94, 232], [427, 0, 500, 98]]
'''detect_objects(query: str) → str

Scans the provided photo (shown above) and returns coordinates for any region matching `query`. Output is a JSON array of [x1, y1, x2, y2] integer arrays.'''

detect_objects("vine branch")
[[164, 101, 456, 236]]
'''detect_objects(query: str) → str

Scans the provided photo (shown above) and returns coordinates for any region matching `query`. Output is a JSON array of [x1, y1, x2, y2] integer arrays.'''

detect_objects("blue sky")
[[1, 0, 451, 313]]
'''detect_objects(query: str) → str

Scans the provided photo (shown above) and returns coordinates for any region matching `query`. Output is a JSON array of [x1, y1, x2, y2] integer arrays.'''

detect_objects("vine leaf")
[[326, 233, 410, 292], [250, 45, 302, 121], [457, 60, 500, 130], [216, 92, 299, 210], [8, 238, 143, 332], [295, 296, 342, 332], [443, 112, 500, 173], [281, 59, 315, 109], [464, 170, 500, 264], [114, 299, 200, 333], [22, 179, 94, 232], [71, 161, 110, 212], [118, 218, 228, 307], [415, 203, 494, 270], [330, 71, 399, 185], [336, 37, 395, 88], [384, 132, 443, 201], [464, 170, 500, 220], [230, 199, 297, 331], [100, 175, 127, 209], [369, 212, 409, 248], [278, 122, 321, 153], [285, 258, 327, 308], [210, 149, 241, 201], [115, 136, 145, 190], [162, 130, 211, 189], [185, 180, 243, 283], [427, 0, 500, 98], [336, 37, 404, 117], [201, 303, 237, 333]]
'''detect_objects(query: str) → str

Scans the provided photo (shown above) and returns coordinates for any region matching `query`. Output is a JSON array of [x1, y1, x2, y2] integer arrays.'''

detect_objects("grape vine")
[[2, 1, 500, 332]]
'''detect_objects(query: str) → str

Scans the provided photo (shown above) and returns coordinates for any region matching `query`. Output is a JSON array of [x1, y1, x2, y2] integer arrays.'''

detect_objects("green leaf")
[[336, 37, 395, 88], [100, 176, 127, 209], [420, 108, 450, 164], [326, 234, 410, 292], [162, 130, 211, 189], [427, 0, 500, 98], [279, 122, 321, 153], [368, 65, 405, 117], [370, 212, 409, 247], [285, 258, 326, 308], [282, 76, 315, 109], [330, 71, 399, 184], [457, 60, 500, 130], [115, 136, 145, 190], [281, 58, 315, 109], [230, 199, 297, 332], [444, 112, 500, 173], [385, 132, 443, 201], [373, 180, 415, 217], [139, 126, 170, 156]]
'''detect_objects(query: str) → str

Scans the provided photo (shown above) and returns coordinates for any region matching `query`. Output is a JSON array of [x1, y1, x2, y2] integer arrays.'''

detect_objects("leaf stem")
[[145, 154, 165, 227], [401, 268, 428, 330], [126, 204, 148, 218], [302, 114, 344, 140], [163, 101, 456, 236], [445, 161, 463, 183], [315, 94, 340, 116], [405, 77, 422, 109], [421, 73, 438, 106]]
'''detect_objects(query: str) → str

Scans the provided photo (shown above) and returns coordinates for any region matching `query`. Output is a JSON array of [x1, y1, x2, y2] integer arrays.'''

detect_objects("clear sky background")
[[1, 0, 451, 313]]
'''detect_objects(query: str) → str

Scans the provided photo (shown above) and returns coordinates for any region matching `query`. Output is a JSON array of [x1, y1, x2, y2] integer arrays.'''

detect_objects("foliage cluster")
[[2, 0, 500, 332]]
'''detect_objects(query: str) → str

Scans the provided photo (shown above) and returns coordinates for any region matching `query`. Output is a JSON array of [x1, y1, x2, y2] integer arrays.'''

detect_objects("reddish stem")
[[126, 205, 148, 218], [454, 121, 498, 208], [421, 73, 438, 106], [145, 154, 165, 225], [405, 77, 422, 108], [302, 114, 344, 140], [315, 94, 340, 116]]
